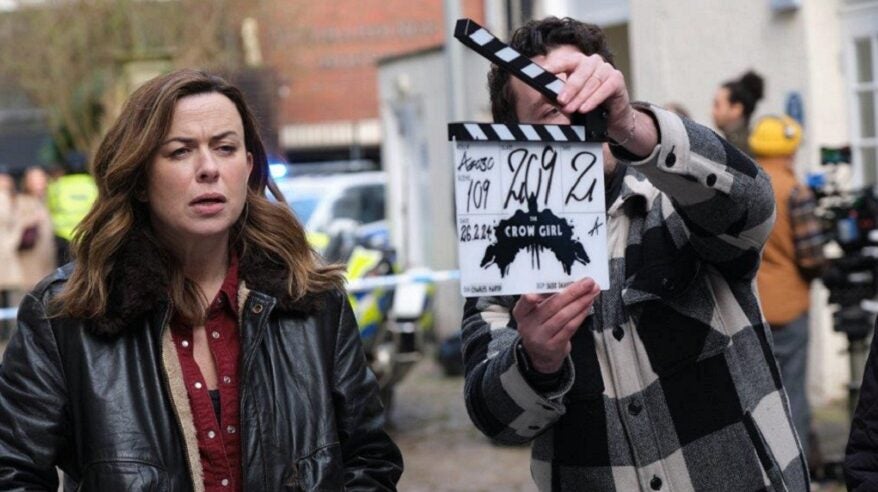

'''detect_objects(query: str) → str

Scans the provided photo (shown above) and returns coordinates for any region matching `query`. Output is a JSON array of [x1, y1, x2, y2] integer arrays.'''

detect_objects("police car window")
[[331, 193, 359, 222], [359, 185, 385, 223], [331, 184, 385, 224]]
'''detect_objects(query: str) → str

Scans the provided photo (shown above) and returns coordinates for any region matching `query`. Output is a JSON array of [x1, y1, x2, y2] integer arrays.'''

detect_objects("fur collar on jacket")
[[93, 229, 324, 336]]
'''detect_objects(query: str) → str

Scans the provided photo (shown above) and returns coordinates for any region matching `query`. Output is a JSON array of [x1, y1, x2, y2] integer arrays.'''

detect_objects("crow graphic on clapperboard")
[[480, 195, 590, 277]]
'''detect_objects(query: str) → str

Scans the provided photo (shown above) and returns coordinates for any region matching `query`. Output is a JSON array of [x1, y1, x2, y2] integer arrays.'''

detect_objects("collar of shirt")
[[212, 251, 239, 318]]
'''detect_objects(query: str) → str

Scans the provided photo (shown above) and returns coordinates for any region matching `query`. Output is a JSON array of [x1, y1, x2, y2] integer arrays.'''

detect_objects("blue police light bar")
[[269, 163, 288, 179]]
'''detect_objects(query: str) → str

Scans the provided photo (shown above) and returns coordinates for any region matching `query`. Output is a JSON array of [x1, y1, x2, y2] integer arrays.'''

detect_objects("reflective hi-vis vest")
[[47, 173, 98, 241], [345, 246, 386, 339]]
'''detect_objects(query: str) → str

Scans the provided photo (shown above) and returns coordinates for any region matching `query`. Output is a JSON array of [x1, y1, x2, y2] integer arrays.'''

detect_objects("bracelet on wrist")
[[610, 110, 637, 148]]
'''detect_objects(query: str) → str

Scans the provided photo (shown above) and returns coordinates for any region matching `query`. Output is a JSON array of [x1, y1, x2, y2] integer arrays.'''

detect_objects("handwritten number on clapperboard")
[[458, 151, 494, 213], [466, 180, 491, 212], [459, 223, 492, 242], [504, 146, 557, 208], [565, 151, 599, 205]]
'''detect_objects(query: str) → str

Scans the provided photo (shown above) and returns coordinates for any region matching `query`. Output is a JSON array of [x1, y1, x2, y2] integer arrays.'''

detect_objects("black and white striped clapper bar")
[[448, 122, 594, 143], [453, 18, 608, 141]]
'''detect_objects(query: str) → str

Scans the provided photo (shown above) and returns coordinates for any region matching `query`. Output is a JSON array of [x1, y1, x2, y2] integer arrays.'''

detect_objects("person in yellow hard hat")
[[752, 114, 825, 461]]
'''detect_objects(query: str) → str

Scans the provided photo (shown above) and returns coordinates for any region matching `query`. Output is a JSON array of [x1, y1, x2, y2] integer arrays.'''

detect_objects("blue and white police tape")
[[346, 269, 460, 294], [0, 269, 462, 321]]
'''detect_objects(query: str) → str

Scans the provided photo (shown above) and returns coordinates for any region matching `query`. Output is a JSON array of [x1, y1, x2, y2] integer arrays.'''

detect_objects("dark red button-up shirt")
[[171, 254, 242, 491]]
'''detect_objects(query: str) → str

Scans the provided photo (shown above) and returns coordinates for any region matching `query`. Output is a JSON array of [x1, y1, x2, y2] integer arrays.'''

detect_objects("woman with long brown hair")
[[0, 69, 403, 491]]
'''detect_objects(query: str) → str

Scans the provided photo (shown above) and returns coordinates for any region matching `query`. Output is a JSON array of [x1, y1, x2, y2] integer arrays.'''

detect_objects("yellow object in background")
[[306, 231, 331, 254], [46, 174, 98, 241], [749, 115, 803, 157]]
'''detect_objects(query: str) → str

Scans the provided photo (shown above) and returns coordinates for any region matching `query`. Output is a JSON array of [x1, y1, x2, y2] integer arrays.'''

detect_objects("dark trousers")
[[771, 313, 811, 456]]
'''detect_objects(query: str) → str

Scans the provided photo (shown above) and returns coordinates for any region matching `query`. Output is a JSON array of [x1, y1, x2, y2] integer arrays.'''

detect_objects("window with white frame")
[[847, 2, 878, 185]]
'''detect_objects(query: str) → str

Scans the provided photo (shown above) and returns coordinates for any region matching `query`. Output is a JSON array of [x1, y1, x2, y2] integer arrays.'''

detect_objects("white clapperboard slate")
[[449, 18, 611, 297]]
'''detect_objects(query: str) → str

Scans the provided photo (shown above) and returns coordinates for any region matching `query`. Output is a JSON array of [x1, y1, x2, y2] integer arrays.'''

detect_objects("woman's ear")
[[136, 188, 148, 202]]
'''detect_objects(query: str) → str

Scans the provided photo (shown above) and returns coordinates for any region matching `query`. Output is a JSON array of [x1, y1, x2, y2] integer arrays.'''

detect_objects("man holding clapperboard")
[[454, 17, 808, 491]]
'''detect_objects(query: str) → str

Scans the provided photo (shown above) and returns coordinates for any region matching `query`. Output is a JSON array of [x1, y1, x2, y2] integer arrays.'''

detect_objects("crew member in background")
[[0, 170, 23, 339], [18, 166, 57, 290], [712, 70, 764, 155], [46, 155, 98, 265], [752, 115, 825, 464]]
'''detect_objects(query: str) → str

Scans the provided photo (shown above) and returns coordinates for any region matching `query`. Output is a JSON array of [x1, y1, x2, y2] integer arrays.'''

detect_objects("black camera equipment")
[[814, 146, 878, 417]]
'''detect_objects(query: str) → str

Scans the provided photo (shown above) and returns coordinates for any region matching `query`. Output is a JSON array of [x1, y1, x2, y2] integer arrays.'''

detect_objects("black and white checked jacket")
[[461, 106, 808, 491]]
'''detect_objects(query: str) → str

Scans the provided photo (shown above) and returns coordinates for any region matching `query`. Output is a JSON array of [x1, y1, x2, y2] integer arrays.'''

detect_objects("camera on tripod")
[[814, 146, 878, 340]]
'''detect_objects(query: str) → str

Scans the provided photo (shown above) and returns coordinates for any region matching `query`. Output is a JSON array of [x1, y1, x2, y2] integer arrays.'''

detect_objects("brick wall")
[[261, 0, 484, 126]]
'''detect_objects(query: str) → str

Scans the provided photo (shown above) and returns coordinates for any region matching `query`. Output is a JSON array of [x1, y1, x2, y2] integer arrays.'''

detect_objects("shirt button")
[[223, 376, 232, 384], [207, 430, 216, 439], [628, 400, 643, 416], [221, 478, 229, 487], [612, 326, 624, 341], [181, 340, 189, 348], [252, 303, 264, 314], [211, 331, 220, 339], [194, 381, 203, 390], [650, 475, 663, 490], [226, 425, 236, 434]]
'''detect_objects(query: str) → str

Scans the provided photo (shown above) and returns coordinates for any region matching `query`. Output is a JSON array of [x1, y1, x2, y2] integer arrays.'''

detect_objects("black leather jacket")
[[0, 241, 403, 491], [845, 317, 878, 490]]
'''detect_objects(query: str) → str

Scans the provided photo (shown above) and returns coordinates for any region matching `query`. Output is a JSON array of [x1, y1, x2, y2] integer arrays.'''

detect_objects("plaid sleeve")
[[789, 184, 826, 281], [460, 296, 576, 445], [612, 104, 776, 279]]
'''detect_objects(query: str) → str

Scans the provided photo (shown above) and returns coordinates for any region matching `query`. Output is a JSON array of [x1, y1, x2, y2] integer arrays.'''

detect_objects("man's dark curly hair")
[[489, 17, 615, 124]]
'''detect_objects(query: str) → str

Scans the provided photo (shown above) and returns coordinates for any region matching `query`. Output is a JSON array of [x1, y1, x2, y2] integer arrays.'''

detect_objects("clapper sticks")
[[453, 18, 609, 141]]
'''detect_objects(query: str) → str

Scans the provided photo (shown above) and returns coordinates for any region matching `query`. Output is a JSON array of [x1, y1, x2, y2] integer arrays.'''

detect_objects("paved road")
[[389, 358, 537, 492]]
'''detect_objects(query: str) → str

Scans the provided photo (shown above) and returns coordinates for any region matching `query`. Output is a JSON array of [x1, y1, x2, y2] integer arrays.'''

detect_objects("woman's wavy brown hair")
[[53, 69, 344, 323]]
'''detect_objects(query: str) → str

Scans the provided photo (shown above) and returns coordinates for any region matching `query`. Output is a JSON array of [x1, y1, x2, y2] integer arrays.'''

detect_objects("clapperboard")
[[450, 18, 610, 296]]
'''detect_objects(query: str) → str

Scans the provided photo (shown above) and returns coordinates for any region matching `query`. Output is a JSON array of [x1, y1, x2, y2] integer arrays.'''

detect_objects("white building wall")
[[628, 0, 806, 126]]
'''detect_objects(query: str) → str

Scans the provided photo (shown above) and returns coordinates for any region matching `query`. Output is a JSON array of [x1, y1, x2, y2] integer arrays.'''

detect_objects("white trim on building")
[[279, 119, 382, 150]]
